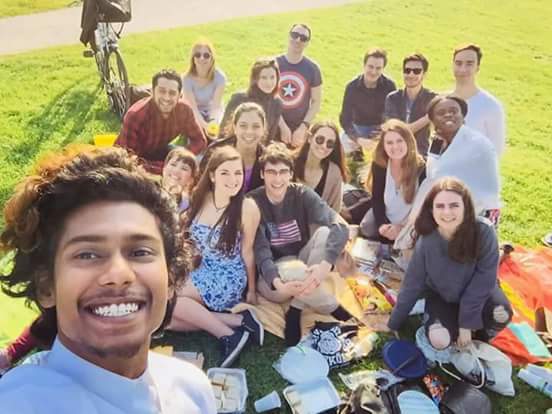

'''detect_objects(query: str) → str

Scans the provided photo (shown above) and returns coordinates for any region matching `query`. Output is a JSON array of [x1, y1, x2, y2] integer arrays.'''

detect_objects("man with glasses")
[[248, 143, 353, 346], [276, 23, 322, 148], [452, 43, 505, 156], [384, 53, 437, 156], [339, 48, 396, 156], [116, 69, 207, 175]]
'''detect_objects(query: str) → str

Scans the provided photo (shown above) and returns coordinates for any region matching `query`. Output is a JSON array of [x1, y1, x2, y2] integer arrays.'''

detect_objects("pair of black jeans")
[[423, 286, 512, 342]]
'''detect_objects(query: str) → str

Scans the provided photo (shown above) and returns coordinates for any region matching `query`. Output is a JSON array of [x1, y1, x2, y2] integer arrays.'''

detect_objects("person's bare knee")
[[493, 305, 510, 324], [428, 323, 451, 350]]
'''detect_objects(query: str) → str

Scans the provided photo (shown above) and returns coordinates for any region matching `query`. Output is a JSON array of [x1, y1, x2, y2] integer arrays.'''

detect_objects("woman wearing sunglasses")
[[360, 119, 426, 242], [294, 121, 348, 212], [182, 39, 226, 132], [219, 58, 283, 142]]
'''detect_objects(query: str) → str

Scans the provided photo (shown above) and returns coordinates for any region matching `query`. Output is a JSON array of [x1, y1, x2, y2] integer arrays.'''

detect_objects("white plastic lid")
[[278, 346, 329, 384], [397, 390, 439, 413]]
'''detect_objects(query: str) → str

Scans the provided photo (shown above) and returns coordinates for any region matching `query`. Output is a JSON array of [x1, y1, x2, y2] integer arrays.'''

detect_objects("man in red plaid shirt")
[[116, 69, 207, 174]]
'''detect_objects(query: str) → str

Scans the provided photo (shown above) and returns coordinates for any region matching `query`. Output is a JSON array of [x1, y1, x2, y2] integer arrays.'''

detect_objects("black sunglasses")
[[193, 52, 212, 60], [403, 68, 423, 75], [290, 31, 309, 42], [314, 135, 336, 149]]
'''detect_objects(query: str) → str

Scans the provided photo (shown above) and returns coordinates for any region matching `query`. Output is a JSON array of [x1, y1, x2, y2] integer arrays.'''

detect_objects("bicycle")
[[83, 20, 130, 119]]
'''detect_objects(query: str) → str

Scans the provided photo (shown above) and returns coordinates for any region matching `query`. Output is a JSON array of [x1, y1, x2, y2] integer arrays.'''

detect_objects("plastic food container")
[[283, 377, 341, 414], [276, 346, 341, 413], [207, 367, 248, 413], [93, 133, 117, 147]]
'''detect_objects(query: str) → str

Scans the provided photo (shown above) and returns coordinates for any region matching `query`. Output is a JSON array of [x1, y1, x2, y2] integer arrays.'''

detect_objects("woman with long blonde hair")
[[182, 38, 226, 130], [360, 119, 425, 242]]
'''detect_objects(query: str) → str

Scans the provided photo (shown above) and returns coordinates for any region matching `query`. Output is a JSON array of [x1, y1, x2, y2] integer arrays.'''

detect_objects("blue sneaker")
[[240, 309, 264, 346], [219, 328, 249, 368]]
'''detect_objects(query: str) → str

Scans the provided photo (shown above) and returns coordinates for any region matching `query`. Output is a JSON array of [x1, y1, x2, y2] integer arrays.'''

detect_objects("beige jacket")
[[321, 161, 344, 213]]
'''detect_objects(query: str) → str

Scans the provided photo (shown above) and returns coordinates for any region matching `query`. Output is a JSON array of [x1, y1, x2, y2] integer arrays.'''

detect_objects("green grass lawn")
[[1, 0, 552, 412], [0, 0, 77, 18]]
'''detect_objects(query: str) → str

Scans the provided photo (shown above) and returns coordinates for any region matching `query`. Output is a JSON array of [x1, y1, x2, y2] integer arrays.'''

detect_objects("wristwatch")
[[301, 120, 310, 128]]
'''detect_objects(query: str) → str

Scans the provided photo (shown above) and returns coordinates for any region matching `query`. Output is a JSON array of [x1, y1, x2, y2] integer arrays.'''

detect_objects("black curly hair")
[[0, 144, 193, 343]]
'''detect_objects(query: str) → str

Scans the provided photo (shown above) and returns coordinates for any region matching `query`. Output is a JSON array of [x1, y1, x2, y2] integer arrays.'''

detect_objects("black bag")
[[97, 0, 131, 22], [439, 381, 492, 414], [311, 322, 359, 369], [80, 0, 131, 46], [341, 188, 372, 224], [129, 84, 151, 106], [340, 381, 426, 414], [340, 382, 389, 414]]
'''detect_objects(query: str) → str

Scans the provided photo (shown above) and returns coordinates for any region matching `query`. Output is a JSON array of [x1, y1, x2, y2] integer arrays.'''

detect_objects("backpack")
[[97, 0, 131, 22], [341, 188, 372, 224]]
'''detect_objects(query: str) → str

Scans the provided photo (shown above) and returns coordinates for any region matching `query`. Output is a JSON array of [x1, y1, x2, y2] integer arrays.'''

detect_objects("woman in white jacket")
[[394, 94, 501, 253]]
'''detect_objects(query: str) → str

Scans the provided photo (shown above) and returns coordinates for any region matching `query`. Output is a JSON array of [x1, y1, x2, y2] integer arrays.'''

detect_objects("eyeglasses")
[[193, 52, 211, 60], [263, 168, 291, 177], [289, 31, 309, 42], [403, 68, 423, 75], [314, 135, 336, 149]]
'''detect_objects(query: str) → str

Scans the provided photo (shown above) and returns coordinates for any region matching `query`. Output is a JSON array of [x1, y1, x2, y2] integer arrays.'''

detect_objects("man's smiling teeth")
[[92, 303, 140, 317]]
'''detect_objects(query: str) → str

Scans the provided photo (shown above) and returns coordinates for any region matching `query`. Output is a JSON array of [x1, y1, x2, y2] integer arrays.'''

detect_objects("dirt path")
[[0, 0, 358, 56]]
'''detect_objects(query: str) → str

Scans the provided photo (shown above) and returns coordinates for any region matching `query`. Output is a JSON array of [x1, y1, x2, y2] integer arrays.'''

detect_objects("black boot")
[[284, 306, 302, 346]]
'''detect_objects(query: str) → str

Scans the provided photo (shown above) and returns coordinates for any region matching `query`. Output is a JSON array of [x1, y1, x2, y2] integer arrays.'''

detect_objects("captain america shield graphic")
[[279, 71, 308, 109]]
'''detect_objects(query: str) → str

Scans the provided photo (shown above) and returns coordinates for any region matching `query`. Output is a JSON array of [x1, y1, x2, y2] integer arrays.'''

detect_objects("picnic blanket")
[[491, 246, 552, 365], [232, 272, 386, 339]]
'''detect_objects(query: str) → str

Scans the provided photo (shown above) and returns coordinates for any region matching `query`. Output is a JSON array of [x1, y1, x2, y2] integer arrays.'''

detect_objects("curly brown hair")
[[0, 144, 192, 337]]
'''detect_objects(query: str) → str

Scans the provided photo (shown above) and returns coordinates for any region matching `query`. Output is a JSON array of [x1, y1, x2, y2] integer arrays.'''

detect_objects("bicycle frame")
[[89, 21, 130, 119], [94, 21, 120, 55]]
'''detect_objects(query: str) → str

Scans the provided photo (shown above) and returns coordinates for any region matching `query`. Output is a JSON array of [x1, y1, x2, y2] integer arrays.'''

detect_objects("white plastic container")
[[283, 377, 341, 414], [276, 346, 341, 413], [207, 367, 248, 413]]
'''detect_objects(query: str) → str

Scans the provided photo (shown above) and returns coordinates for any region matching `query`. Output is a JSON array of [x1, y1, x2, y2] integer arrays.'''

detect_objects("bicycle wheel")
[[105, 48, 130, 119]]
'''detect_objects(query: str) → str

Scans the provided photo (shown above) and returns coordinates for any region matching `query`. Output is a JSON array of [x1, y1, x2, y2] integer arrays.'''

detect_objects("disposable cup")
[[254, 390, 281, 412]]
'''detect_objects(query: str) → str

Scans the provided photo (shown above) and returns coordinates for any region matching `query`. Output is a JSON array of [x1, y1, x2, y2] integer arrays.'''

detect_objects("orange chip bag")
[[347, 277, 392, 314]]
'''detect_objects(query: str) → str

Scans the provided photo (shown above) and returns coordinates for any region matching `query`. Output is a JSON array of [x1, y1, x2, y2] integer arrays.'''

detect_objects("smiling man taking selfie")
[[0, 145, 216, 413]]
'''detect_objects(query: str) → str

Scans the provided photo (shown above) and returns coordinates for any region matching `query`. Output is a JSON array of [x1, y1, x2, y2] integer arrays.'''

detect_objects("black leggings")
[[423, 286, 512, 342]]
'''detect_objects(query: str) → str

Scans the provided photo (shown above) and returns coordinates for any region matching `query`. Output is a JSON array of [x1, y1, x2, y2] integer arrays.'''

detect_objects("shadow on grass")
[[6, 78, 119, 167]]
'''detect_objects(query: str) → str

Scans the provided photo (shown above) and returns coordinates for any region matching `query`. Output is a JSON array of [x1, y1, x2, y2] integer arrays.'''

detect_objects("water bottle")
[[526, 364, 552, 383], [349, 332, 379, 360], [518, 369, 552, 398]]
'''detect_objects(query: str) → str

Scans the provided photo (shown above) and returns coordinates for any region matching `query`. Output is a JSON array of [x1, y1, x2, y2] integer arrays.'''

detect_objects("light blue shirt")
[[0, 338, 216, 414]]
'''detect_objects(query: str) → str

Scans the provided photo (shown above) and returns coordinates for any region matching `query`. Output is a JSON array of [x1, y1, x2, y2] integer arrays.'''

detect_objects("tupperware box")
[[275, 346, 341, 413], [283, 377, 341, 414], [207, 367, 248, 413]]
